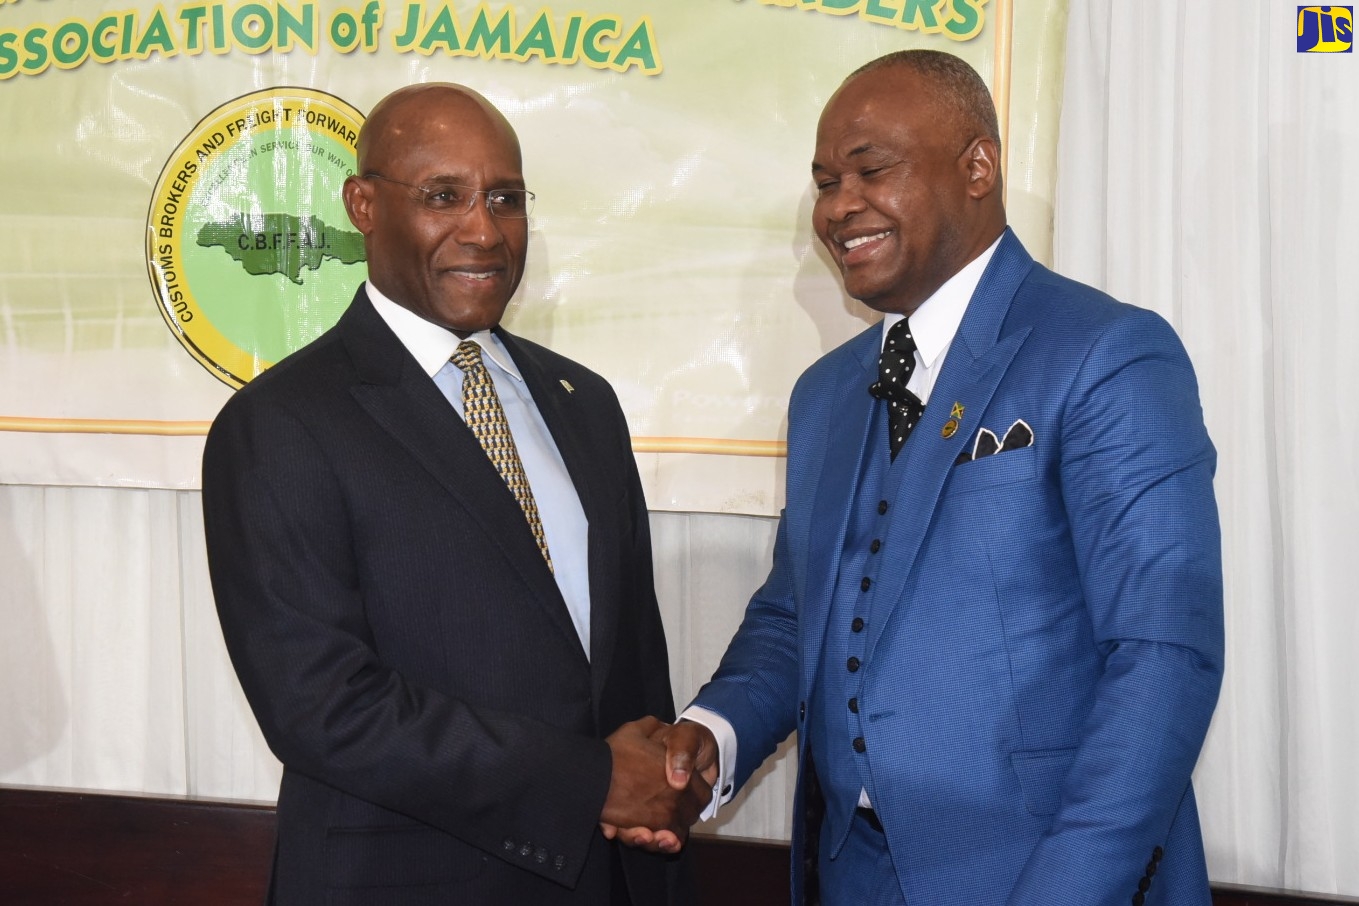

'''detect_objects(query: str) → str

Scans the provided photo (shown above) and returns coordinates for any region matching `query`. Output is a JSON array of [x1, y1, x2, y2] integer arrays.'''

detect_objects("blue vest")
[[811, 398, 903, 858]]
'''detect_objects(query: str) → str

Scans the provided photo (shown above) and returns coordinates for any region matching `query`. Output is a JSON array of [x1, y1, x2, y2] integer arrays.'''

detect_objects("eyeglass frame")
[[361, 172, 535, 219]]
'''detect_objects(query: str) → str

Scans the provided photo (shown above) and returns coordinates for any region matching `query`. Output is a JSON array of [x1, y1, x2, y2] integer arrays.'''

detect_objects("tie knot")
[[884, 316, 917, 355], [450, 340, 483, 374]]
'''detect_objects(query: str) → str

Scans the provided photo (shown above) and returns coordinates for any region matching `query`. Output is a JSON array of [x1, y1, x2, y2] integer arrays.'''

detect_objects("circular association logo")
[[146, 87, 366, 388]]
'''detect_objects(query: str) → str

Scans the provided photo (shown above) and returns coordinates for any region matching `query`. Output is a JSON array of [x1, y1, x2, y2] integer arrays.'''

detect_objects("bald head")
[[356, 83, 522, 178], [846, 50, 1001, 161]]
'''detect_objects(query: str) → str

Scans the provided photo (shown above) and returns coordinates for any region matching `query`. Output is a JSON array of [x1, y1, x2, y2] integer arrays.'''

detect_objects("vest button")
[[878, 500, 889, 515], [870, 539, 881, 553], [847, 657, 860, 672], [851, 617, 864, 632], [860, 576, 871, 592], [853, 737, 866, 753], [848, 697, 859, 713]]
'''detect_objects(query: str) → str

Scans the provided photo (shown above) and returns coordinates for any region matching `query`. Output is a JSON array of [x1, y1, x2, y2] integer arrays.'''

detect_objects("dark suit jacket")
[[693, 231, 1224, 905], [203, 288, 683, 905]]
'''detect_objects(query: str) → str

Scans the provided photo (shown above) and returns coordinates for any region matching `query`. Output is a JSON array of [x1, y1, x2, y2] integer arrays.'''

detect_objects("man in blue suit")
[[644, 50, 1225, 904]]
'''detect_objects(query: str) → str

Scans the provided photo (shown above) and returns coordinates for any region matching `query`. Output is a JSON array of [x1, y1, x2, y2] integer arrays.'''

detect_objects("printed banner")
[[0, 0, 1067, 515]]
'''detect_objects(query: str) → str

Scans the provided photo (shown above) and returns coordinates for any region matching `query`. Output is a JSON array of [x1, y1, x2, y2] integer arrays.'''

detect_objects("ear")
[[342, 174, 375, 234], [961, 136, 1001, 200]]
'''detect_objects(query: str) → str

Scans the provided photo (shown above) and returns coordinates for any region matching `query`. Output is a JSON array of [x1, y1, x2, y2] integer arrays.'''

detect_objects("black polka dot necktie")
[[868, 318, 926, 460], [450, 341, 553, 572]]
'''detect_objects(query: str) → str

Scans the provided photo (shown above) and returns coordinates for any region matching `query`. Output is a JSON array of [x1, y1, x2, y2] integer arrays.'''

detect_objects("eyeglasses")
[[363, 172, 535, 219]]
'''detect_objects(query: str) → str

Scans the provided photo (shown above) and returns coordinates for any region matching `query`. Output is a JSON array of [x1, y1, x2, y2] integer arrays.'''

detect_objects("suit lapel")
[[864, 231, 1036, 660], [802, 330, 880, 688], [339, 291, 580, 654], [495, 330, 621, 690]]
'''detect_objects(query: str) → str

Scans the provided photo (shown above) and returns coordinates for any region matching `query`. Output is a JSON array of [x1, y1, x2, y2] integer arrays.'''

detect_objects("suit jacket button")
[[503, 838, 516, 851], [535, 847, 549, 864], [553, 854, 566, 871], [847, 656, 860, 672], [852, 737, 866, 753], [519, 842, 533, 857]]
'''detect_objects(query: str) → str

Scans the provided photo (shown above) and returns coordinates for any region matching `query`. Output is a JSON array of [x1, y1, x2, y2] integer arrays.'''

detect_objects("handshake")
[[600, 716, 720, 854]]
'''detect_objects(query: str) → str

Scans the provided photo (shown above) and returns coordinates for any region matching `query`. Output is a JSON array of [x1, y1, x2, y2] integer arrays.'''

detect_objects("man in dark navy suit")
[[203, 83, 700, 905]]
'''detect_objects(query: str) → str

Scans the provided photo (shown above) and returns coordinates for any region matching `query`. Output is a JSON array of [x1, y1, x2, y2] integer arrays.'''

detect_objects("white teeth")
[[461, 272, 494, 280], [843, 231, 890, 250]]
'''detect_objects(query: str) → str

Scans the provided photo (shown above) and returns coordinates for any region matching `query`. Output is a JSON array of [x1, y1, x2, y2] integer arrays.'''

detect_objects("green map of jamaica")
[[197, 213, 365, 285]]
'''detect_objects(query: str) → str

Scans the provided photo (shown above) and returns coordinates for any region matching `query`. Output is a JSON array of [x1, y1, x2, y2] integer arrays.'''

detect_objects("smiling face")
[[343, 85, 527, 336], [811, 63, 1004, 316]]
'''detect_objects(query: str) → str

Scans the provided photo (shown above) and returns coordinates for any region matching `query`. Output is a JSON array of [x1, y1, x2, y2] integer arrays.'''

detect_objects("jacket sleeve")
[[1006, 309, 1224, 904], [690, 510, 803, 790]]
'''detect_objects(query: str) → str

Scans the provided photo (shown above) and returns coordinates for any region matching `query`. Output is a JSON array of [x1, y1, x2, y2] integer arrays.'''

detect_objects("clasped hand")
[[600, 716, 719, 854]]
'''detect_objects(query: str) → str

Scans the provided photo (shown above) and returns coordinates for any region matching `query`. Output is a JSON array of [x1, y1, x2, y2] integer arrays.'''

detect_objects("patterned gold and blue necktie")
[[450, 341, 553, 572]]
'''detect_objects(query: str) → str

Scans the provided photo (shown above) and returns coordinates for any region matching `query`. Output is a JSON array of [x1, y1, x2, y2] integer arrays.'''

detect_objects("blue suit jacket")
[[692, 231, 1224, 905]]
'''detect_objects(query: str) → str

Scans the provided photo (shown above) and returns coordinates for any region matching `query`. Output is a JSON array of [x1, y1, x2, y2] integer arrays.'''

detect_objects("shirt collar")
[[879, 234, 1003, 367], [366, 281, 523, 381]]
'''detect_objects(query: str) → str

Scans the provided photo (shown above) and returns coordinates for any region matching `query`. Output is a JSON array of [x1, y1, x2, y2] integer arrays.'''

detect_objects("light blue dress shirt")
[[367, 283, 594, 658]]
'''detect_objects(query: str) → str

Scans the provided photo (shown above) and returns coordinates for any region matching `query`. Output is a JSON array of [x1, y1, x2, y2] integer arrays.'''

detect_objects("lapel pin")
[[942, 402, 964, 438], [559, 379, 575, 393]]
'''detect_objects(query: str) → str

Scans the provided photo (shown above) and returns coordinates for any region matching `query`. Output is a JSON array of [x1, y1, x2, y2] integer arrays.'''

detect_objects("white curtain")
[[2, 1, 1357, 896], [1055, 2, 1358, 895]]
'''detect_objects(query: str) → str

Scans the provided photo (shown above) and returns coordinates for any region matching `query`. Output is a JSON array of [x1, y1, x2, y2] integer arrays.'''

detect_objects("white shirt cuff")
[[678, 706, 738, 820]]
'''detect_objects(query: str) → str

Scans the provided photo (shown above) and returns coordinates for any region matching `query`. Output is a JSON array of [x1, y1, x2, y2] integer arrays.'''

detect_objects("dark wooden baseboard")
[[1, 786, 1353, 905], [1209, 886, 1359, 906], [0, 787, 275, 904]]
